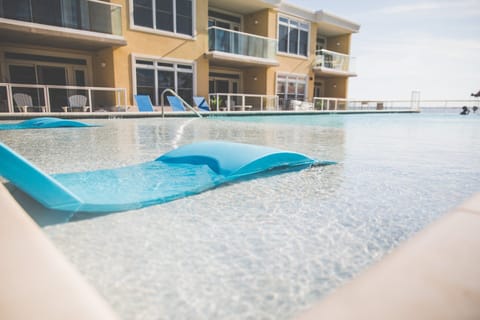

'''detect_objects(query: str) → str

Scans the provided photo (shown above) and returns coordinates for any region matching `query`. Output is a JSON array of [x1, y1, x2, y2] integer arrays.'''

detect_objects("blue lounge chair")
[[166, 96, 186, 111], [193, 96, 210, 111], [134, 95, 154, 112]]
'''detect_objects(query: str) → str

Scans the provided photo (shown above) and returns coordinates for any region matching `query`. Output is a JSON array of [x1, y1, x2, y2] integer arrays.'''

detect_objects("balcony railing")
[[0, 0, 122, 36], [314, 49, 356, 74], [208, 26, 277, 61], [312, 97, 423, 111], [0, 83, 127, 113], [208, 93, 279, 112]]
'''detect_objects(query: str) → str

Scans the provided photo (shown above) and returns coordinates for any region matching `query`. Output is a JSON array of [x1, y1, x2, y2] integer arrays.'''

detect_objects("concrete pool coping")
[[0, 184, 119, 320], [0, 109, 419, 120], [297, 192, 480, 320], [1, 182, 478, 319]]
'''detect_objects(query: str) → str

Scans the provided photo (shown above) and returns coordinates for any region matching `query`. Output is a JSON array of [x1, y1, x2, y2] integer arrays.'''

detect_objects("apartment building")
[[0, 0, 359, 112]]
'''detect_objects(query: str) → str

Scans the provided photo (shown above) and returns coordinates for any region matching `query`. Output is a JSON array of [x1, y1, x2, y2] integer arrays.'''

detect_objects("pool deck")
[[0, 109, 419, 120], [1, 184, 478, 319]]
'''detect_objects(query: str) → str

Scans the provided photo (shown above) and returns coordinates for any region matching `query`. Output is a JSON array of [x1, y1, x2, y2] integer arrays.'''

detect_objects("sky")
[[289, 0, 480, 100]]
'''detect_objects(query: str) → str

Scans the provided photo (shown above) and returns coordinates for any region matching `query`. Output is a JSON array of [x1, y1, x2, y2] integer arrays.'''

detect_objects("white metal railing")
[[313, 97, 479, 112], [313, 97, 419, 111], [208, 26, 277, 60], [314, 49, 356, 74], [0, 83, 12, 113], [414, 99, 479, 113], [0, 83, 127, 113], [208, 93, 279, 112]]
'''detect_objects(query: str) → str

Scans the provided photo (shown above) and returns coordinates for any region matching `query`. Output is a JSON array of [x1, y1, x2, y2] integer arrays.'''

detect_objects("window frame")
[[277, 15, 310, 57], [132, 54, 196, 105], [275, 72, 308, 108], [130, 0, 196, 39]]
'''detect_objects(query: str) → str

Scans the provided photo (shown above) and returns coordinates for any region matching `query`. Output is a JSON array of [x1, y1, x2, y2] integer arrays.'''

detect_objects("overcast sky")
[[289, 0, 480, 100]]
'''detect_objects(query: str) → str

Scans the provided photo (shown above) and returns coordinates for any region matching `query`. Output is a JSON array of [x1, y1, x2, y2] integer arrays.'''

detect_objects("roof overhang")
[[275, 3, 360, 36], [315, 10, 360, 36], [209, 0, 360, 37], [208, 0, 281, 14]]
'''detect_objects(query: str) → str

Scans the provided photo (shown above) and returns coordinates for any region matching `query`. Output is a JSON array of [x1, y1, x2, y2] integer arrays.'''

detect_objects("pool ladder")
[[160, 89, 202, 118]]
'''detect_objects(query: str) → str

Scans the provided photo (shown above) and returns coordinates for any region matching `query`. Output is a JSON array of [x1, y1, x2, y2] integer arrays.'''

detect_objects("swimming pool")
[[1, 113, 480, 319]]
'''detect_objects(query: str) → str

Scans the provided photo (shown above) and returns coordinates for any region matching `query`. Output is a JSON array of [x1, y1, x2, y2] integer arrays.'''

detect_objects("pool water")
[[1, 113, 480, 319]]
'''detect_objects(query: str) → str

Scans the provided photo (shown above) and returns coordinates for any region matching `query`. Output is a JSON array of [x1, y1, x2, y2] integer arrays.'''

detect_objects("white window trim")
[[129, 0, 197, 39], [275, 72, 308, 101], [208, 69, 243, 93], [131, 54, 197, 102], [3, 46, 92, 85], [277, 14, 311, 57]]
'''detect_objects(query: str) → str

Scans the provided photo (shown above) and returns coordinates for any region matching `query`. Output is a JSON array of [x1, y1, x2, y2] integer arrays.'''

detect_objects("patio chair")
[[134, 95, 154, 112], [13, 93, 46, 113], [193, 96, 210, 111], [63, 95, 90, 112], [166, 96, 186, 111]]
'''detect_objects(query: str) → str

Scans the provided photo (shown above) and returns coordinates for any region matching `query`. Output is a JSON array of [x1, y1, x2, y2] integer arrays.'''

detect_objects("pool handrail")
[[160, 88, 202, 118]]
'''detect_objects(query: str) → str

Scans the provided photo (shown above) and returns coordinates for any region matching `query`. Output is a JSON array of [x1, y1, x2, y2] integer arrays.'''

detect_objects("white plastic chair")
[[13, 93, 46, 113], [64, 95, 90, 112]]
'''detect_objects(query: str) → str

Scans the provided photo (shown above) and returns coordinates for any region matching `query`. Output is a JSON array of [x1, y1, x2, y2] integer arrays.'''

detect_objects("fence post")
[[6, 84, 13, 113], [45, 86, 50, 112], [410, 90, 421, 111]]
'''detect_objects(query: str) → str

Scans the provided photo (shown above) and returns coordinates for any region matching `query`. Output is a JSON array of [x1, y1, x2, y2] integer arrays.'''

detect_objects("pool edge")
[[0, 109, 419, 120], [2, 181, 479, 319], [0, 183, 119, 320], [296, 192, 480, 320]]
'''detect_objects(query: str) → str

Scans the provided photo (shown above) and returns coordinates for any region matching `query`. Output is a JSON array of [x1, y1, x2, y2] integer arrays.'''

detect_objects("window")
[[276, 74, 307, 109], [135, 58, 194, 105], [133, 0, 193, 36], [278, 16, 309, 56]]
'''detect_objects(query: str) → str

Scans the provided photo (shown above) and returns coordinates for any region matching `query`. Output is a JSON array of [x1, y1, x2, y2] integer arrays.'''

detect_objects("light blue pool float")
[[0, 117, 95, 130], [0, 141, 335, 213]]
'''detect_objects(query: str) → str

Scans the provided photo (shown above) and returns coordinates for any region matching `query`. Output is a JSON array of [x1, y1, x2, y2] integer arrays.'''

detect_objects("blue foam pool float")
[[0, 141, 335, 213], [0, 117, 96, 130]]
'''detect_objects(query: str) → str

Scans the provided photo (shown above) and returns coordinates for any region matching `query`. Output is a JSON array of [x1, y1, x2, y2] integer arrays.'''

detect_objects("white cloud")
[[349, 34, 480, 100]]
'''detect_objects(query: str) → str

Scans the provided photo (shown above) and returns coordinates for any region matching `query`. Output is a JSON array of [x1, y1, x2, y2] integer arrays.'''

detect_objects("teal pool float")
[[0, 141, 335, 213], [0, 117, 96, 130]]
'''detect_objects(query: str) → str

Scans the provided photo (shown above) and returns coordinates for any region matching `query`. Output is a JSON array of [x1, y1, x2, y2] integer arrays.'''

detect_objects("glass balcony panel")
[[208, 27, 277, 61], [314, 49, 356, 74], [0, 0, 123, 36]]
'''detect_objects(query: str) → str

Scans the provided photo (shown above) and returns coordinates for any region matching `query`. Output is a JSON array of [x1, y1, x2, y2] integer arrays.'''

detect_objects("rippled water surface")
[[1, 113, 480, 319]]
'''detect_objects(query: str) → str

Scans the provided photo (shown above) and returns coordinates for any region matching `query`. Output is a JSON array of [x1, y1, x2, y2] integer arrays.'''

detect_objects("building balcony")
[[313, 49, 356, 77], [206, 26, 279, 67], [0, 0, 126, 50]]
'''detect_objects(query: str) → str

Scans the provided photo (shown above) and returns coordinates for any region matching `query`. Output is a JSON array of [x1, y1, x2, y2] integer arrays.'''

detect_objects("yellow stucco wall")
[[324, 78, 347, 98], [92, 48, 114, 87], [110, 0, 210, 105], [104, 1, 353, 104], [327, 34, 351, 55], [243, 67, 267, 94], [244, 9, 269, 37]]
